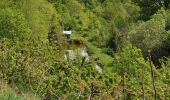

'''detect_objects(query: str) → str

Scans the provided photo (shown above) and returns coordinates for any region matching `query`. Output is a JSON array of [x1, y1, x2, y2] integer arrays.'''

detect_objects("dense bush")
[[130, 9, 166, 56], [0, 8, 31, 40]]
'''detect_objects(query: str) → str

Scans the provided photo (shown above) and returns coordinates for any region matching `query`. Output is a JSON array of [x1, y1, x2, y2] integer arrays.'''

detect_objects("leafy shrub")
[[72, 37, 85, 45], [130, 9, 166, 56], [0, 8, 31, 40], [102, 48, 114, 56], [112, 44, 153, 99]]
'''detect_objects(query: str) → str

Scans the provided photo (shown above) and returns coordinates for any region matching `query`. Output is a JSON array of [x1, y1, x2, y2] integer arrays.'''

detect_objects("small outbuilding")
[[63, 31, 72, 39]]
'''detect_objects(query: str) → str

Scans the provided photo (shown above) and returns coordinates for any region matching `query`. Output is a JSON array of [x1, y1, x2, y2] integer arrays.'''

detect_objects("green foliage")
[[130, 9, 166, 55], [0, 89, 23, 100], [43, 59, 120, 99], [14, 0, 62, 43], [86, 42, 113, 66], [163, 30, 170, 48], [0, 0, 14, 9], [165, 10, 170, 30], [1, 0, 170, 99], [0, 8, 31, 40], [48, 14, 65, 49], [112, 45, 147, 76], [158, 58, 170, 98], [111, 44, 169, 99], [132, 0, 170, 20], [0, 81, 40, 100]]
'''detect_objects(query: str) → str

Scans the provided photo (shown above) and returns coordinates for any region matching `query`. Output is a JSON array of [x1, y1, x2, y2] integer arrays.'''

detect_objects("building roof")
[[63, 31, 72, 35]]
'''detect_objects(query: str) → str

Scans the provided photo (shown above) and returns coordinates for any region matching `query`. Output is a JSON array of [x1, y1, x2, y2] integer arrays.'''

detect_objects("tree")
[[132, 0, 170, 20], [14, 0, 58, 43], [130, 8, 166, 57], [0, 8, 31, 40], [130, 10, 166, 99], [112, 44, 151, 99]]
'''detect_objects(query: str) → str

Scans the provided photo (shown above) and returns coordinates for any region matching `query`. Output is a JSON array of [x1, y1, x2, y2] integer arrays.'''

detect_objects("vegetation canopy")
[[1, 0, 170, 99]]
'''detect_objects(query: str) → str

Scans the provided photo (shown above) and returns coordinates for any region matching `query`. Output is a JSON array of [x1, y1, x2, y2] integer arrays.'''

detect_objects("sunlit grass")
[[86, 42, 113, 67], [0, 82, 40, 100], [0, 86, 23, 100]]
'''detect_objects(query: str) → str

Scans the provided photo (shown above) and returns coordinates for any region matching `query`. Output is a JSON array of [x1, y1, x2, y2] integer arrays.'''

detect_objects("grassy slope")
[[0, 90, 23, 100], [86, 42, 113, 67], [0, 88, 40, 100], [71, 33, 113, 67], [0, 82, 40, 100]]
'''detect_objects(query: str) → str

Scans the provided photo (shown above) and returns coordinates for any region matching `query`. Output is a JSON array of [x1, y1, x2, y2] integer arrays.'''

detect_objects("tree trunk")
[[141, 65, 145, 100], [148, 50, 157, 100], [123, 73, 126, 100], [164, 89, 167, 100], [89, 82, 94, 100]]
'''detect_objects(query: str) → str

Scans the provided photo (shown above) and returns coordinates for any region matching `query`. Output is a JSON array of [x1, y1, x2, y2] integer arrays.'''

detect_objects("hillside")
[[0, 0, 170, 99]]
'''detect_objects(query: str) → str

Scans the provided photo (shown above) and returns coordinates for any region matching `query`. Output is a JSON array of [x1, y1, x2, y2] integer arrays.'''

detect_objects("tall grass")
[[0, 85, 23, 100], [0, 81, 40, 100]]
